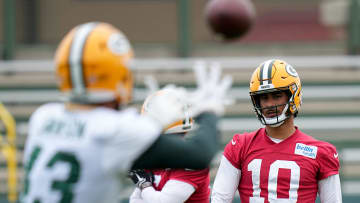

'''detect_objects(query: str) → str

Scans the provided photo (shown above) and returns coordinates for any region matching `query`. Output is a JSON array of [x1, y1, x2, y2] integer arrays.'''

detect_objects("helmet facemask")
[[250, 88, 294, 127]]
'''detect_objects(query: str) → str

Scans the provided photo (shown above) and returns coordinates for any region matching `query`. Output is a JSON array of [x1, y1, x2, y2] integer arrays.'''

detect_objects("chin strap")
[[261, 103, 290, 127], [268, 120, 285, 127]]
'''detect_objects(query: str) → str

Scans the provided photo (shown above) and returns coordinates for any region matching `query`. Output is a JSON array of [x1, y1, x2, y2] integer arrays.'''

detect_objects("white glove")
[[186, 61, 233, 116], [142, 61, 232, 128]]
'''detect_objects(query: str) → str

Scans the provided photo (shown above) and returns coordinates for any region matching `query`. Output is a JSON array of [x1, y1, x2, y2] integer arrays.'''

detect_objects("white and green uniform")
[[21, 103, 162, 203]]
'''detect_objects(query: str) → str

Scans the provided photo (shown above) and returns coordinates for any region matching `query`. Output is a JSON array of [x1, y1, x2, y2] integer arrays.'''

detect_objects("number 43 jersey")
[[224, 127, 340, 203], [21, 103, 162, 203]]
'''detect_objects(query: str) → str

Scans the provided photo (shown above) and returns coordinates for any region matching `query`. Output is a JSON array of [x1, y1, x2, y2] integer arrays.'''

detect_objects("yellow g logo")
[[286, 64, 298, 77]]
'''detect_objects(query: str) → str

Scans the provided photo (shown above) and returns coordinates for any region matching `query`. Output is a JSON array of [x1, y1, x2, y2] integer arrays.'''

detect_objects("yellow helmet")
[[141, 89, 193, 134], [55, 22, 134, 105], [249, 59, 302, 126]]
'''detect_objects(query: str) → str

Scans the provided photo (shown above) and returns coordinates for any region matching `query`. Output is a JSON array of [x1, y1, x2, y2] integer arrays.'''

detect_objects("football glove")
[[129, 169, 154, 190], [187, 61, 233, 116]]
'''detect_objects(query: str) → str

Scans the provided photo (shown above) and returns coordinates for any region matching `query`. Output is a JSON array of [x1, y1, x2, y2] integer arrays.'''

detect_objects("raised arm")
[[132, 62, 232, 170], [132, 112, 218, 169]]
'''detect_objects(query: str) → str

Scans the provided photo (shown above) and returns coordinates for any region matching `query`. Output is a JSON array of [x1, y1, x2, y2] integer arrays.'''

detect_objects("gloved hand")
[[128, 169, 154, 190], [141, 61, 232, 129], [187, 61, 233, 116]]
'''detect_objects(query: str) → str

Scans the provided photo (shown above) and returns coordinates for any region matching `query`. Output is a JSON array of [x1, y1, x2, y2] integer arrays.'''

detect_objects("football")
[[204, 0, 256, 40]]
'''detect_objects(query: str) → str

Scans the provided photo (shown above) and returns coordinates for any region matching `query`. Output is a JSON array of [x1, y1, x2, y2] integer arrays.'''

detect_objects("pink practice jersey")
[[150, 168, 210, 203], [224, 127, 340, 203]]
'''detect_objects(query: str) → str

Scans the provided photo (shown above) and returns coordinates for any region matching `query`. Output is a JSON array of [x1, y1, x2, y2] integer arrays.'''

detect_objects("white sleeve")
[[141, 180, 195, 203], [129, 188, 146, 203], [102, 110, 162, 173], [318, 174, 342, 203], [211, 155, 241, 203]]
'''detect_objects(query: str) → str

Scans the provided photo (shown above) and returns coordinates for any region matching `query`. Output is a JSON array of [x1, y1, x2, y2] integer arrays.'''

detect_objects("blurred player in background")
[[129, 88, 211, 203], [20, 22, 232, 203], [211, 59, 342, 203]]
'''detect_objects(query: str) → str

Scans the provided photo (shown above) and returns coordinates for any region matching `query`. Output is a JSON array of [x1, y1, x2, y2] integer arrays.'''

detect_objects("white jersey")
[[21, 103, 162, 203]]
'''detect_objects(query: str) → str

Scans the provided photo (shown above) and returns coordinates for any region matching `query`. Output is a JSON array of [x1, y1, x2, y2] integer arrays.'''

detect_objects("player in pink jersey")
[[211, 59, 342, 203], [129, 88, 211, 203]]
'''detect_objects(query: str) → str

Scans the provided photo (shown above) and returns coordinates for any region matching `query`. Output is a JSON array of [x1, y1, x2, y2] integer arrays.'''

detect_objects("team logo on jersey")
[[294, 143, 317, 159]]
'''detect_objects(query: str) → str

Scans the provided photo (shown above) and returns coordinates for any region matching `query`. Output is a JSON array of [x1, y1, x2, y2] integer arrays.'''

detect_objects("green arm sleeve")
[[131, 112, 220, 170]]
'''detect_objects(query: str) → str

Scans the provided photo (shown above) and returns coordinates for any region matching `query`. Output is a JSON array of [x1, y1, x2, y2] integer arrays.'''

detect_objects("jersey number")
[[23, 146, 81, 203], [247, 159, 300, 203]]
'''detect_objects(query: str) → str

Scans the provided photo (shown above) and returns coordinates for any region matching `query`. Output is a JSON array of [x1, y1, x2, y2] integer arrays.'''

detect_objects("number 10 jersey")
[[224, 127, 340, 203]]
